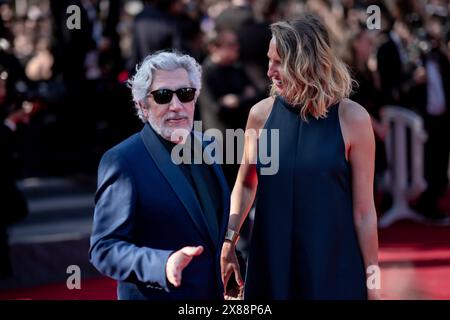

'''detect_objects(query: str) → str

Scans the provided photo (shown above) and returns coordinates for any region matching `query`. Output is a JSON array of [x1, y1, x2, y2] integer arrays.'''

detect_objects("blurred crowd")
[[0, 0, 449, 214]]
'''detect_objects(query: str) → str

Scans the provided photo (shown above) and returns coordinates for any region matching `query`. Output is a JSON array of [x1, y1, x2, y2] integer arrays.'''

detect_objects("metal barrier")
[[378, 106, 428, 228]]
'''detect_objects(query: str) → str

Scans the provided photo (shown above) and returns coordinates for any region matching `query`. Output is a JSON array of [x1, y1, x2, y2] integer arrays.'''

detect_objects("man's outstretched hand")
[[166, 246, 204, 287]]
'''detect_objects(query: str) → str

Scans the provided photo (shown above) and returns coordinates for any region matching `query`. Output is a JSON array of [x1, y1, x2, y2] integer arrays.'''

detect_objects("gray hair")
[[127, 51, 202, 122]]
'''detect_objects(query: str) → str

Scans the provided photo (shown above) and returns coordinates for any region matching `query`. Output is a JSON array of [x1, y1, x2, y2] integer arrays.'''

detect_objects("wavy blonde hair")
[[270, 14, 354, 120]]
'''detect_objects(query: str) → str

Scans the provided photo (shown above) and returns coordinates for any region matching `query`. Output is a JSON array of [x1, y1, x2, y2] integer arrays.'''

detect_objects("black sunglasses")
[[149, 87, 196, 104]]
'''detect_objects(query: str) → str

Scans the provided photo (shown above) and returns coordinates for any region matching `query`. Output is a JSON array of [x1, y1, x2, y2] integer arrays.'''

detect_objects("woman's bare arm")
[[340, 99, 381, 299], [220, 96, 274, 295], [227, 96, 274, 233]]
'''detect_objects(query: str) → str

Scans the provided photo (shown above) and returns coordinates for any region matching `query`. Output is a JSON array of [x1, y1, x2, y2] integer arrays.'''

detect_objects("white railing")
[[378, 106, 428, 228]]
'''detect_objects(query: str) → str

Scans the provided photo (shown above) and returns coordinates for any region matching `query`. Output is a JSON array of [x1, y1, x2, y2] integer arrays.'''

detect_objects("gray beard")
[[147, 119, 191, 143]]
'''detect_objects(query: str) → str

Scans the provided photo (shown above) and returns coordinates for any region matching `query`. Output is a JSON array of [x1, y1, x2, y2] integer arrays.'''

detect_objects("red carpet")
[[379, 221, 450, 300], [0, 277, 117, 300], [1, 222, 449, 300]]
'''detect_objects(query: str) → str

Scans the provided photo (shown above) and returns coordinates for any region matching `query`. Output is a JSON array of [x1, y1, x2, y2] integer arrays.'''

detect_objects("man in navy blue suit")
[[89, 51, 230, 300]]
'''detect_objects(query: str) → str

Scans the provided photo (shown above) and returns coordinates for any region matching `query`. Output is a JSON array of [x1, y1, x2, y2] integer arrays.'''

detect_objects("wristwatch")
[[225, 228, 240, 246]]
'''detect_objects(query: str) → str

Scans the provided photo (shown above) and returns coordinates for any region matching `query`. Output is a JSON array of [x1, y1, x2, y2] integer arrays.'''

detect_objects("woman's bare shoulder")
[[247, 96, 275, 130], [339, 98, 372, 129], [339, 98, 373, 144]]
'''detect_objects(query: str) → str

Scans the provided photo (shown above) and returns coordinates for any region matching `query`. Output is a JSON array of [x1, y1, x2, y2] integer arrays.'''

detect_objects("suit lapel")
[[140, 124, 214, 249]]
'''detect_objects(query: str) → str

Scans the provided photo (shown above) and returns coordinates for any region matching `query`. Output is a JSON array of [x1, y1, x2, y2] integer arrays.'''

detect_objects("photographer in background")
[[377, 4, 450, 224], [410, 16, 450, 224], [199, 28, 263, 189], [376, 15, 425, 108]]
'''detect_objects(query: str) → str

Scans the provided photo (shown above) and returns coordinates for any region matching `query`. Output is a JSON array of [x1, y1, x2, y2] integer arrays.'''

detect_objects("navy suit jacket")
[[89, 123, 230, 300]]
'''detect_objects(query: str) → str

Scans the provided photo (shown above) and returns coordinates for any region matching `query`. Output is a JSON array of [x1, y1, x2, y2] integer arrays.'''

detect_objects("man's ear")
[[139, 101, 148, 118]]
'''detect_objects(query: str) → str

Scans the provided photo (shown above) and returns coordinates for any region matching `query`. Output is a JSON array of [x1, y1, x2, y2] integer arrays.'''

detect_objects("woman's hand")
[[220, 241, 244, 299]]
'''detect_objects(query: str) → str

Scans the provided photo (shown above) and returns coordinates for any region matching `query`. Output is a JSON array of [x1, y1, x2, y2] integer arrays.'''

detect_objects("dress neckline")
[[276, 95, 302, 114], [276, 95, 340, 119]]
